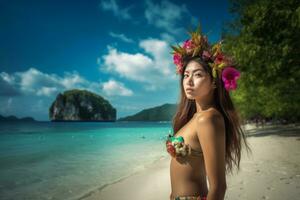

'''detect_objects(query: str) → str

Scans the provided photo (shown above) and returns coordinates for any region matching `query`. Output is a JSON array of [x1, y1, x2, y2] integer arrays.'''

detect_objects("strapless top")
[[166, 135, 203, 158]]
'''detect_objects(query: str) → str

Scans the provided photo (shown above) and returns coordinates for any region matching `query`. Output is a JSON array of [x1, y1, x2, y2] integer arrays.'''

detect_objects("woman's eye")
[[195, 73, 202, 77], [183, 74, 189, 78]]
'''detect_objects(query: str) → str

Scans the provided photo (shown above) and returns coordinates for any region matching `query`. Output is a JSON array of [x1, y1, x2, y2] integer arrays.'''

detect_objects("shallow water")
[[0, 121, 172, 200]]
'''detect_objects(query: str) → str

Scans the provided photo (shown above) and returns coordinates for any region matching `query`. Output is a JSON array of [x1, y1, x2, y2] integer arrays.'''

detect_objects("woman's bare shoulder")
[[193, 108, 225, 130], [193, 108, 223, 121]]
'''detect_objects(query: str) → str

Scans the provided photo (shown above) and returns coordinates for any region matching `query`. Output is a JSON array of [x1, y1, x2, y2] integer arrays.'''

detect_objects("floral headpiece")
[[171, 27, 241, 91]]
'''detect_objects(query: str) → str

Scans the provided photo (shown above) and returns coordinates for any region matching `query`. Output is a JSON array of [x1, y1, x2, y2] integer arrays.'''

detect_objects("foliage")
[[223, 0, 300, 121]]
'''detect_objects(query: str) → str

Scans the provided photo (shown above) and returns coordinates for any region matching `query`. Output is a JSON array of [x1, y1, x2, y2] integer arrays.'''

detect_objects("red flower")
[[166, 142, 176, 157], [215, 53, 225, 64]]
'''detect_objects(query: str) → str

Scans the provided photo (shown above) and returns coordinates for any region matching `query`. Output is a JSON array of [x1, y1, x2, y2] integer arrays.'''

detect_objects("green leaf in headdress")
[[212, 68, 217, 78], [192, 46, 201, 57], [171, 44, 186, 55], [218, 62, 226, 69], [212, 43, 222, 57]]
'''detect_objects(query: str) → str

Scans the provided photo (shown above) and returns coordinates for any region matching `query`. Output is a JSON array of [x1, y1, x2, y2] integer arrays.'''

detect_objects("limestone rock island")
[[49, 89, 116, 122]]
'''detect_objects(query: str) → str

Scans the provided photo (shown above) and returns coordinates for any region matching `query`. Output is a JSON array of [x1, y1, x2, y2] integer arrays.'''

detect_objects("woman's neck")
[[195, 98, 216, 113]]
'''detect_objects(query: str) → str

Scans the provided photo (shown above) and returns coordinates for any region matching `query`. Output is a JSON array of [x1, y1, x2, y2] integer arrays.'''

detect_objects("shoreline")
[[79, 156, 171, 200], [81, 124, 300, 200], [75, 155, 170, 200]]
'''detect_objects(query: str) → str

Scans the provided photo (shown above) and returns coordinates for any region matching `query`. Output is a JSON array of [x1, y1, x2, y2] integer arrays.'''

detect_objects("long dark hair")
[[172, 56, 251, 174]]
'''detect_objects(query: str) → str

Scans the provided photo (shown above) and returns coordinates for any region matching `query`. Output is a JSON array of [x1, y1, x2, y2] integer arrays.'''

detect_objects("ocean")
[[0, 121, 172, 200]]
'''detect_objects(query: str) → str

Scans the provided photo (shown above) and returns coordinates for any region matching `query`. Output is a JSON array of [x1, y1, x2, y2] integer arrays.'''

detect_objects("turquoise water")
[[0, 121, 172, 200]]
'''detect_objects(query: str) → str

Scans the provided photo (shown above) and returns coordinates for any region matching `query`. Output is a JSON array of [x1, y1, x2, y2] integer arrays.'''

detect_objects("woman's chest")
[[175, 121, 202, 153]]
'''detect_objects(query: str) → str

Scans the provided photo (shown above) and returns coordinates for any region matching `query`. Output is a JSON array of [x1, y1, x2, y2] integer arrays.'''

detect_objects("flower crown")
[[171, 27, 241, 91]]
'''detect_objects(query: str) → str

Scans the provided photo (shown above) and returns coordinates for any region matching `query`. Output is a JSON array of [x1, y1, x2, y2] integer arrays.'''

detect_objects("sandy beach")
[[82, 124, 300, 200]]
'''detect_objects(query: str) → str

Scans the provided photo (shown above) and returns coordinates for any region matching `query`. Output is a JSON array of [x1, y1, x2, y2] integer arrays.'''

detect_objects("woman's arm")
[[196, 112, 227, 200]]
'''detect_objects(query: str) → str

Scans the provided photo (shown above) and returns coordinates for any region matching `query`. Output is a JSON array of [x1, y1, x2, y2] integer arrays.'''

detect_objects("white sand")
[[83, 124, 300, 200]]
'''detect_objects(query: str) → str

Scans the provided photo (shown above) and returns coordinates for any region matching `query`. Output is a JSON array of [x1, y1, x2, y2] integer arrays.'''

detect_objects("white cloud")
[[144, 0, 199, 38], [0, 68, 134, 98], [11, 68, 92, 96], [100, 0, 132, 20], [60, 72, 86, 89], [102, 79, 133, 96], [109, 32, 134, 43], [139, 38, 172, 76], [99, 38, 177, 90], [17, 68, 59, 94], [145, 0, 186, 34], [36, 87, 58, 96], [0, 72, 20, 96], [100, 46, 154, 82], [0, 72, 15, 84]]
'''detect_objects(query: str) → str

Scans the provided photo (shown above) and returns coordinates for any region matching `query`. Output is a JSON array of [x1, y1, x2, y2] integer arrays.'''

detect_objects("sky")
[[0, 0, 234, 121]]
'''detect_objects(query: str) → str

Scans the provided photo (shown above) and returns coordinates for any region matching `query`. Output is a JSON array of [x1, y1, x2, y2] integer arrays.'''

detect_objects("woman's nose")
[[187, 75, 194, 85]]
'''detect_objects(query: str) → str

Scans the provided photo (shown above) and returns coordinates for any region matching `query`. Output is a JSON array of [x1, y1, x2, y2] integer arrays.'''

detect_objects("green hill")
[[118, 103, 177, 121], [0, 115, 36, 122]]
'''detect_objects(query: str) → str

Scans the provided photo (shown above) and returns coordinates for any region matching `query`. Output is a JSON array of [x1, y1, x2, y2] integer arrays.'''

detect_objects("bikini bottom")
[[169, 193, 207, 200]]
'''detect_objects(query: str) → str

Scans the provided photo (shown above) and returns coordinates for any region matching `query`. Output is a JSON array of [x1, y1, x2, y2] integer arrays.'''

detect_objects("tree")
[[223, 0, 300, 122]]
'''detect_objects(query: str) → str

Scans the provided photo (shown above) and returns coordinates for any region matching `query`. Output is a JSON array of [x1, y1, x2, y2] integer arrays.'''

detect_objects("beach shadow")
[[246, 126, 300, 138]]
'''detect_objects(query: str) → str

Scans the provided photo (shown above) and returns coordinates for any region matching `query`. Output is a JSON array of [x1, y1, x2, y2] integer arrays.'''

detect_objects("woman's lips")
[[186, 89, 193, 92]]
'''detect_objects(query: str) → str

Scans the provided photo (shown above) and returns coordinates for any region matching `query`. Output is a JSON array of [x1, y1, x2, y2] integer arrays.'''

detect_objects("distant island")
[[0, 115, 36, 122], [49, 89, 116, 122], [118, 103, 177, 121]]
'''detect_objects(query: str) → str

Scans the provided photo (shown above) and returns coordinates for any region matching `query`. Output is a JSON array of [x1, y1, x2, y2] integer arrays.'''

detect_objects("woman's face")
[[182, 60, 214, 100]]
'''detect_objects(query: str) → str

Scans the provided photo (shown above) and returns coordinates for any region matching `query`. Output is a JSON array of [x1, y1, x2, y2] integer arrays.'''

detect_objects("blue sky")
[[0, 0, 233, 120]]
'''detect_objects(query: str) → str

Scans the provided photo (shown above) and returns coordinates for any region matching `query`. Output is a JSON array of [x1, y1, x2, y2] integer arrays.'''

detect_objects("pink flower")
[[173, 53, 183, 67], [183, 39, 194, 50], [173, 53, 184, 74], [173, 53, 182, 66], [222, 67, 240, 91]]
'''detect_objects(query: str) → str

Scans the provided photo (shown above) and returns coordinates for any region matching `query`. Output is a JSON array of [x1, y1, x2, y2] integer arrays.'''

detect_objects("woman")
[[166, 28, 251, 200]]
